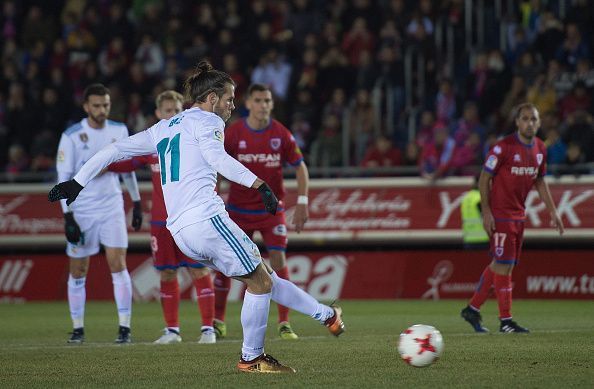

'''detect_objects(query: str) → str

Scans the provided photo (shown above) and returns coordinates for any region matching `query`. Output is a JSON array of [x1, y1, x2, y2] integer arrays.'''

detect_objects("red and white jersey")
[[108, 154, 167, 223], [483, 133, 547, 220], [225, 118, 303, 212]]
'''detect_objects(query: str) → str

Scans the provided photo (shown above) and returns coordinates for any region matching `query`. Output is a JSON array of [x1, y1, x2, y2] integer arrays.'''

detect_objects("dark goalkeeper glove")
[[132, 201, 143, 231], [63, 212, 82, 244], [257, 182, 279, 215], [48, 179, 84, 205]]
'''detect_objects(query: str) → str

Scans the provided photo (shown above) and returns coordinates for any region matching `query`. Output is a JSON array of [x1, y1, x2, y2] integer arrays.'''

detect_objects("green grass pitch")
[[1, 300, 593, 388]]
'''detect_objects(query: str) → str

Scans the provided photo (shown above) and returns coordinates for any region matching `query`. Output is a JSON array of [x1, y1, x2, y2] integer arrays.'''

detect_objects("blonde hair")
[[155, 90, 184, 109]]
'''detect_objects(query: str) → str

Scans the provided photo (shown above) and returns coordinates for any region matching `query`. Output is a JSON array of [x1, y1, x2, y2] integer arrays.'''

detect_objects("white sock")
[[241, 291, 270, 362], [68, 275, 86, 329], [270, 271, 334, 323], [112, 270, 132, 328]]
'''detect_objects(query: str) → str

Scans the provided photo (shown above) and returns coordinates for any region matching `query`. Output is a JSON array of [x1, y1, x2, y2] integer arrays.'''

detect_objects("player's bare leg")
[[154, 269, 182, 344], [269, 249, 298, 339], [105, 247, 132, 343], [490, 261, 529, 333], [67, 256, 89, 343], [189, 267, 216, 344]]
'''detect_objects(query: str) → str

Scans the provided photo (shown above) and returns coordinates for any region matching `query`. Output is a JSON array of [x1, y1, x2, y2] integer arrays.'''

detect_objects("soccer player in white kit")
[[49, 61, 344, 373], [56, 84, 143, 344]]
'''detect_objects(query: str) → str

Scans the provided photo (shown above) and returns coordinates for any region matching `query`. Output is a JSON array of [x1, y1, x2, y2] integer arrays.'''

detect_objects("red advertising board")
[[1, 177, 593, 245], [1, 250, 593, 302]]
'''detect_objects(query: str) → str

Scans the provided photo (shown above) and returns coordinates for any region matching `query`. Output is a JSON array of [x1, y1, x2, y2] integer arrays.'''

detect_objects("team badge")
[[493, 145, 502, 155], [495, 247, 504, 257], [513, 154, 521, 162], [57, 150, 65, 162], [272, 224, 287, 236], [536, 153, 543, 165], [239, 140, 247, 149], [485, 155, 498, 170], [79, 133, 88, 143], [270, 138, 281, 150], [214, 130, 224, 142]]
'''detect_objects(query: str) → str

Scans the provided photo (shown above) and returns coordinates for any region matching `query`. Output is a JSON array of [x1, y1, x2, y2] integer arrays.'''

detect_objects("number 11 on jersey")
[[156, 133, 180, 185]]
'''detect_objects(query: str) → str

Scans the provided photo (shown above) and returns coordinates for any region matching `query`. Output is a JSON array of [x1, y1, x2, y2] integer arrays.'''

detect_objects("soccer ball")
[[398, 324, 444, 367]]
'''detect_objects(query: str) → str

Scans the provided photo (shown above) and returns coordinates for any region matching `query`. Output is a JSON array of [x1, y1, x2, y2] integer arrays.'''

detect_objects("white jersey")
[[57, 119, 129, 215], [74, 107, 258, 235]]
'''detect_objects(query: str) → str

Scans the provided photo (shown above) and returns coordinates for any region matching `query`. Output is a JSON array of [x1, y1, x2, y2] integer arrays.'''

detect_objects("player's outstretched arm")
[[534, 177, 564, 235]]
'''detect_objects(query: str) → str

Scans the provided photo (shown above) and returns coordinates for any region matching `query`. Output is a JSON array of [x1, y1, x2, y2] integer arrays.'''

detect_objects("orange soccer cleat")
[[324, 305, 345, 337]]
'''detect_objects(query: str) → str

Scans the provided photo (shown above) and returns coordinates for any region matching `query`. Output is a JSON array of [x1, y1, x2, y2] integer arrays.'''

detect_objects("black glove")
[[64, 212, 82, 244], [132, 201, 143, 231], [257, 182, 279, 215], [48, 179, 84, 205]]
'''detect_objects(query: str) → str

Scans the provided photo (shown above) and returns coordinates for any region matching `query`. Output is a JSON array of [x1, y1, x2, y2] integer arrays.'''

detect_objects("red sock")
[[494, 273, 513, 319], [469, 266, 494, 310], [160, 279, 179, 328], [275, 266, 290, 323], [194, 274, 215, 327], [213, 271, 230, 322]]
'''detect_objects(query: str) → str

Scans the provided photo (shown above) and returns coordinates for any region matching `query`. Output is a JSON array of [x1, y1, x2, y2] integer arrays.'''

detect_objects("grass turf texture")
[[1, 300, 593, 388]]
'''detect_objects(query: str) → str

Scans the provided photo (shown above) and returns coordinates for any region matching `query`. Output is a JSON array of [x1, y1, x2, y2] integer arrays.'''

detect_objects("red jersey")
[[108, 154, 167, 223], [225, 118, 303, 212], [483, 133, 547, 220]]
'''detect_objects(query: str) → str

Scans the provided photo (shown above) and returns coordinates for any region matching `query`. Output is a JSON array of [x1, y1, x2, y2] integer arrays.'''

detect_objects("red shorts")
[[150, 224, 204, 270], [227, 209, 288, 251], [489, 220, 525, 265]]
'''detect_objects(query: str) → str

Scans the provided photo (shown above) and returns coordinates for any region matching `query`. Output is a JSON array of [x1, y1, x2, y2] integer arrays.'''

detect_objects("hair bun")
[[195, 60, 213, 76]]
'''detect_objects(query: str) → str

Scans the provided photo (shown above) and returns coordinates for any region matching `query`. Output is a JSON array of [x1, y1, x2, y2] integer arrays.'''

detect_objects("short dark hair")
[[83, 83, 110, 101], [183, 60, 235, 103], [514, 102, 538, 119], [247, 83, 271, 96]]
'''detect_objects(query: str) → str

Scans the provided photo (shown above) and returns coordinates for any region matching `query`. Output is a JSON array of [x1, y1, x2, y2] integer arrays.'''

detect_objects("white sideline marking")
[[0, 335, 330, 351]]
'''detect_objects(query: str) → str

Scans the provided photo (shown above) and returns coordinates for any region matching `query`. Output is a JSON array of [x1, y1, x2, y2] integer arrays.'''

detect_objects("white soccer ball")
[[398, 324, 444, 367]]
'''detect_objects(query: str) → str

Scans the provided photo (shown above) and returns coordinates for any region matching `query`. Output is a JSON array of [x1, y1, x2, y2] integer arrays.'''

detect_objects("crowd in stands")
[[1, 0, 593, 179]]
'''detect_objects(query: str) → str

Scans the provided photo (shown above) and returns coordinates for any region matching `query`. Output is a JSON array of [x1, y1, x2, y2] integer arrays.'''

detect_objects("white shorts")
[[67, 207, 128, 258], [173, 213, 262, 277]]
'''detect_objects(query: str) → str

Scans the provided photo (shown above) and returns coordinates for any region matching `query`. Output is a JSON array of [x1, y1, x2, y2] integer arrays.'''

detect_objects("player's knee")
[[191, 267, 210, 279], [160, 269, 177, 281]]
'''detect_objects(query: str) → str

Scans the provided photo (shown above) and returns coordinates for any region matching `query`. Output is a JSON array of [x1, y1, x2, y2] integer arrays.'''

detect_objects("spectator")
[[360, 134, 402, 169], [559, 82, 591, 120], [135, 34, 164, 78], [527, 73, 557, 115], [5, 143, 29, 174], [556, 22, 590, 70], [419, 125, 456, 181], [347, 88, 376, 165], [310, 114, 343, 168]]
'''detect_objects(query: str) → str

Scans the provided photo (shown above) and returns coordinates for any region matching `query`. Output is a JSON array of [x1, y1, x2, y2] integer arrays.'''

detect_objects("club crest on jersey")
[[536, 153, 543, 165], [270, 138, 281, 150], [57, 150, 65, 162], [273, 224, 287, 236], [493, 145, 502, 155], [495, 247, 504, 257], [214, 130, 224, 142], [79, 133, 88, 143], [513, 154, 521, 162], [239, 140, 247, 149], [485, 155, 498, 170]]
